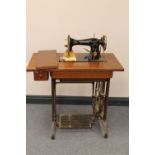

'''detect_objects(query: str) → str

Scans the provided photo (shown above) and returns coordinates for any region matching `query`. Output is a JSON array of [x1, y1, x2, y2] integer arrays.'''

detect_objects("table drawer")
[[51, 71, 113, 79], [34, 71, 49, 80]]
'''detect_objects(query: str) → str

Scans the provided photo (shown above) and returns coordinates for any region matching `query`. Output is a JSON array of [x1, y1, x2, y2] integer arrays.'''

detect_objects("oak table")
[[27, 50, 124, 139]]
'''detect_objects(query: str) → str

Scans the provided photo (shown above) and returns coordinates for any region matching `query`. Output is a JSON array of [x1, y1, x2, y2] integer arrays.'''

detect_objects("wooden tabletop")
[[36, 50, 58, 69], [58, 53, 124, 71], [27, 50, 58, 71], [27, 51, 124, 72]]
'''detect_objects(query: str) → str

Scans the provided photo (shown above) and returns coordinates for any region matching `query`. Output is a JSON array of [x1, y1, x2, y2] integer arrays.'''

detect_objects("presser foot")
[[62, 51, 76, 61]]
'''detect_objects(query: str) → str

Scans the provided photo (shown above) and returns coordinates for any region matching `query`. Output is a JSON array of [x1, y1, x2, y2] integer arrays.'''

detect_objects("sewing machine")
[[27, 36, 124, 140], [62, 35, 107, 61]]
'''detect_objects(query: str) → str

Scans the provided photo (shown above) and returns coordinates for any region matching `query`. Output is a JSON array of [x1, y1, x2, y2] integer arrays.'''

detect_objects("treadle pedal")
[[58, 114, 93, 129]]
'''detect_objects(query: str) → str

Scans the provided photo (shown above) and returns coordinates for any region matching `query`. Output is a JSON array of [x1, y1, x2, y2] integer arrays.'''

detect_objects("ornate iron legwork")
[[50, 79, 110, 139], [92, 80, 110, 138], [92, 81, 105, 118], [58, 114, 92, 129]]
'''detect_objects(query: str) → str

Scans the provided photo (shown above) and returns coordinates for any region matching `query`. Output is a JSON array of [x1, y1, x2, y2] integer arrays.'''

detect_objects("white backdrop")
[[26, 0, 128, 97]]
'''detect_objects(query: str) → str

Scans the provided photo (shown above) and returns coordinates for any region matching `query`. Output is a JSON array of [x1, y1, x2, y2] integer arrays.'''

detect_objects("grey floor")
[[27, 104, 128, 155]]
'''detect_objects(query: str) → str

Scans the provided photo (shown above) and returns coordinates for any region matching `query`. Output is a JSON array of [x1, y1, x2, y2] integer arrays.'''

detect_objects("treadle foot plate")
[[58, 114, 92, 129]]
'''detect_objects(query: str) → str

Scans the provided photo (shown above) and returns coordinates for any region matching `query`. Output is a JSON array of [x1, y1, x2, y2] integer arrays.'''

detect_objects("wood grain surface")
[[36, 50, 58, 69], [26, 53, 37, 71], [27, 52, 124, 72], [57, 53, 124, 71]]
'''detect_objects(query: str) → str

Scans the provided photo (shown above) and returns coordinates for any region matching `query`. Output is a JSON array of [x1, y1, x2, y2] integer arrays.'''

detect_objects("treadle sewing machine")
[[27, 35, 124, 140], [62, 35, 107, 61]]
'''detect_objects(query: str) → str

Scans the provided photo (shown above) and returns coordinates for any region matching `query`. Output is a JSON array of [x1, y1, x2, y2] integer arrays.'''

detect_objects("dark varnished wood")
[[34, 70, 49, 81], [51, 70, 113, 79]]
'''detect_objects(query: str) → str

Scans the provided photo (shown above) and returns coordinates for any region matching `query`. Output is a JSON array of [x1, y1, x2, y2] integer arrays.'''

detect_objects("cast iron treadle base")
[[58, 114, 92, 129]]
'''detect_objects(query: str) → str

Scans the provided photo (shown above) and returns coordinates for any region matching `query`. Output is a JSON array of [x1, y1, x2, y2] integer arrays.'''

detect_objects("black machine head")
[[65, 35, 107, 60], [100, 35, 107, 51]]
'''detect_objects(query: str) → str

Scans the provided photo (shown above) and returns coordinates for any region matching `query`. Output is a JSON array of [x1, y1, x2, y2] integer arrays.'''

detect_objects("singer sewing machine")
[[27, 35, 124, 140], [62, 35, 107, 61]]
